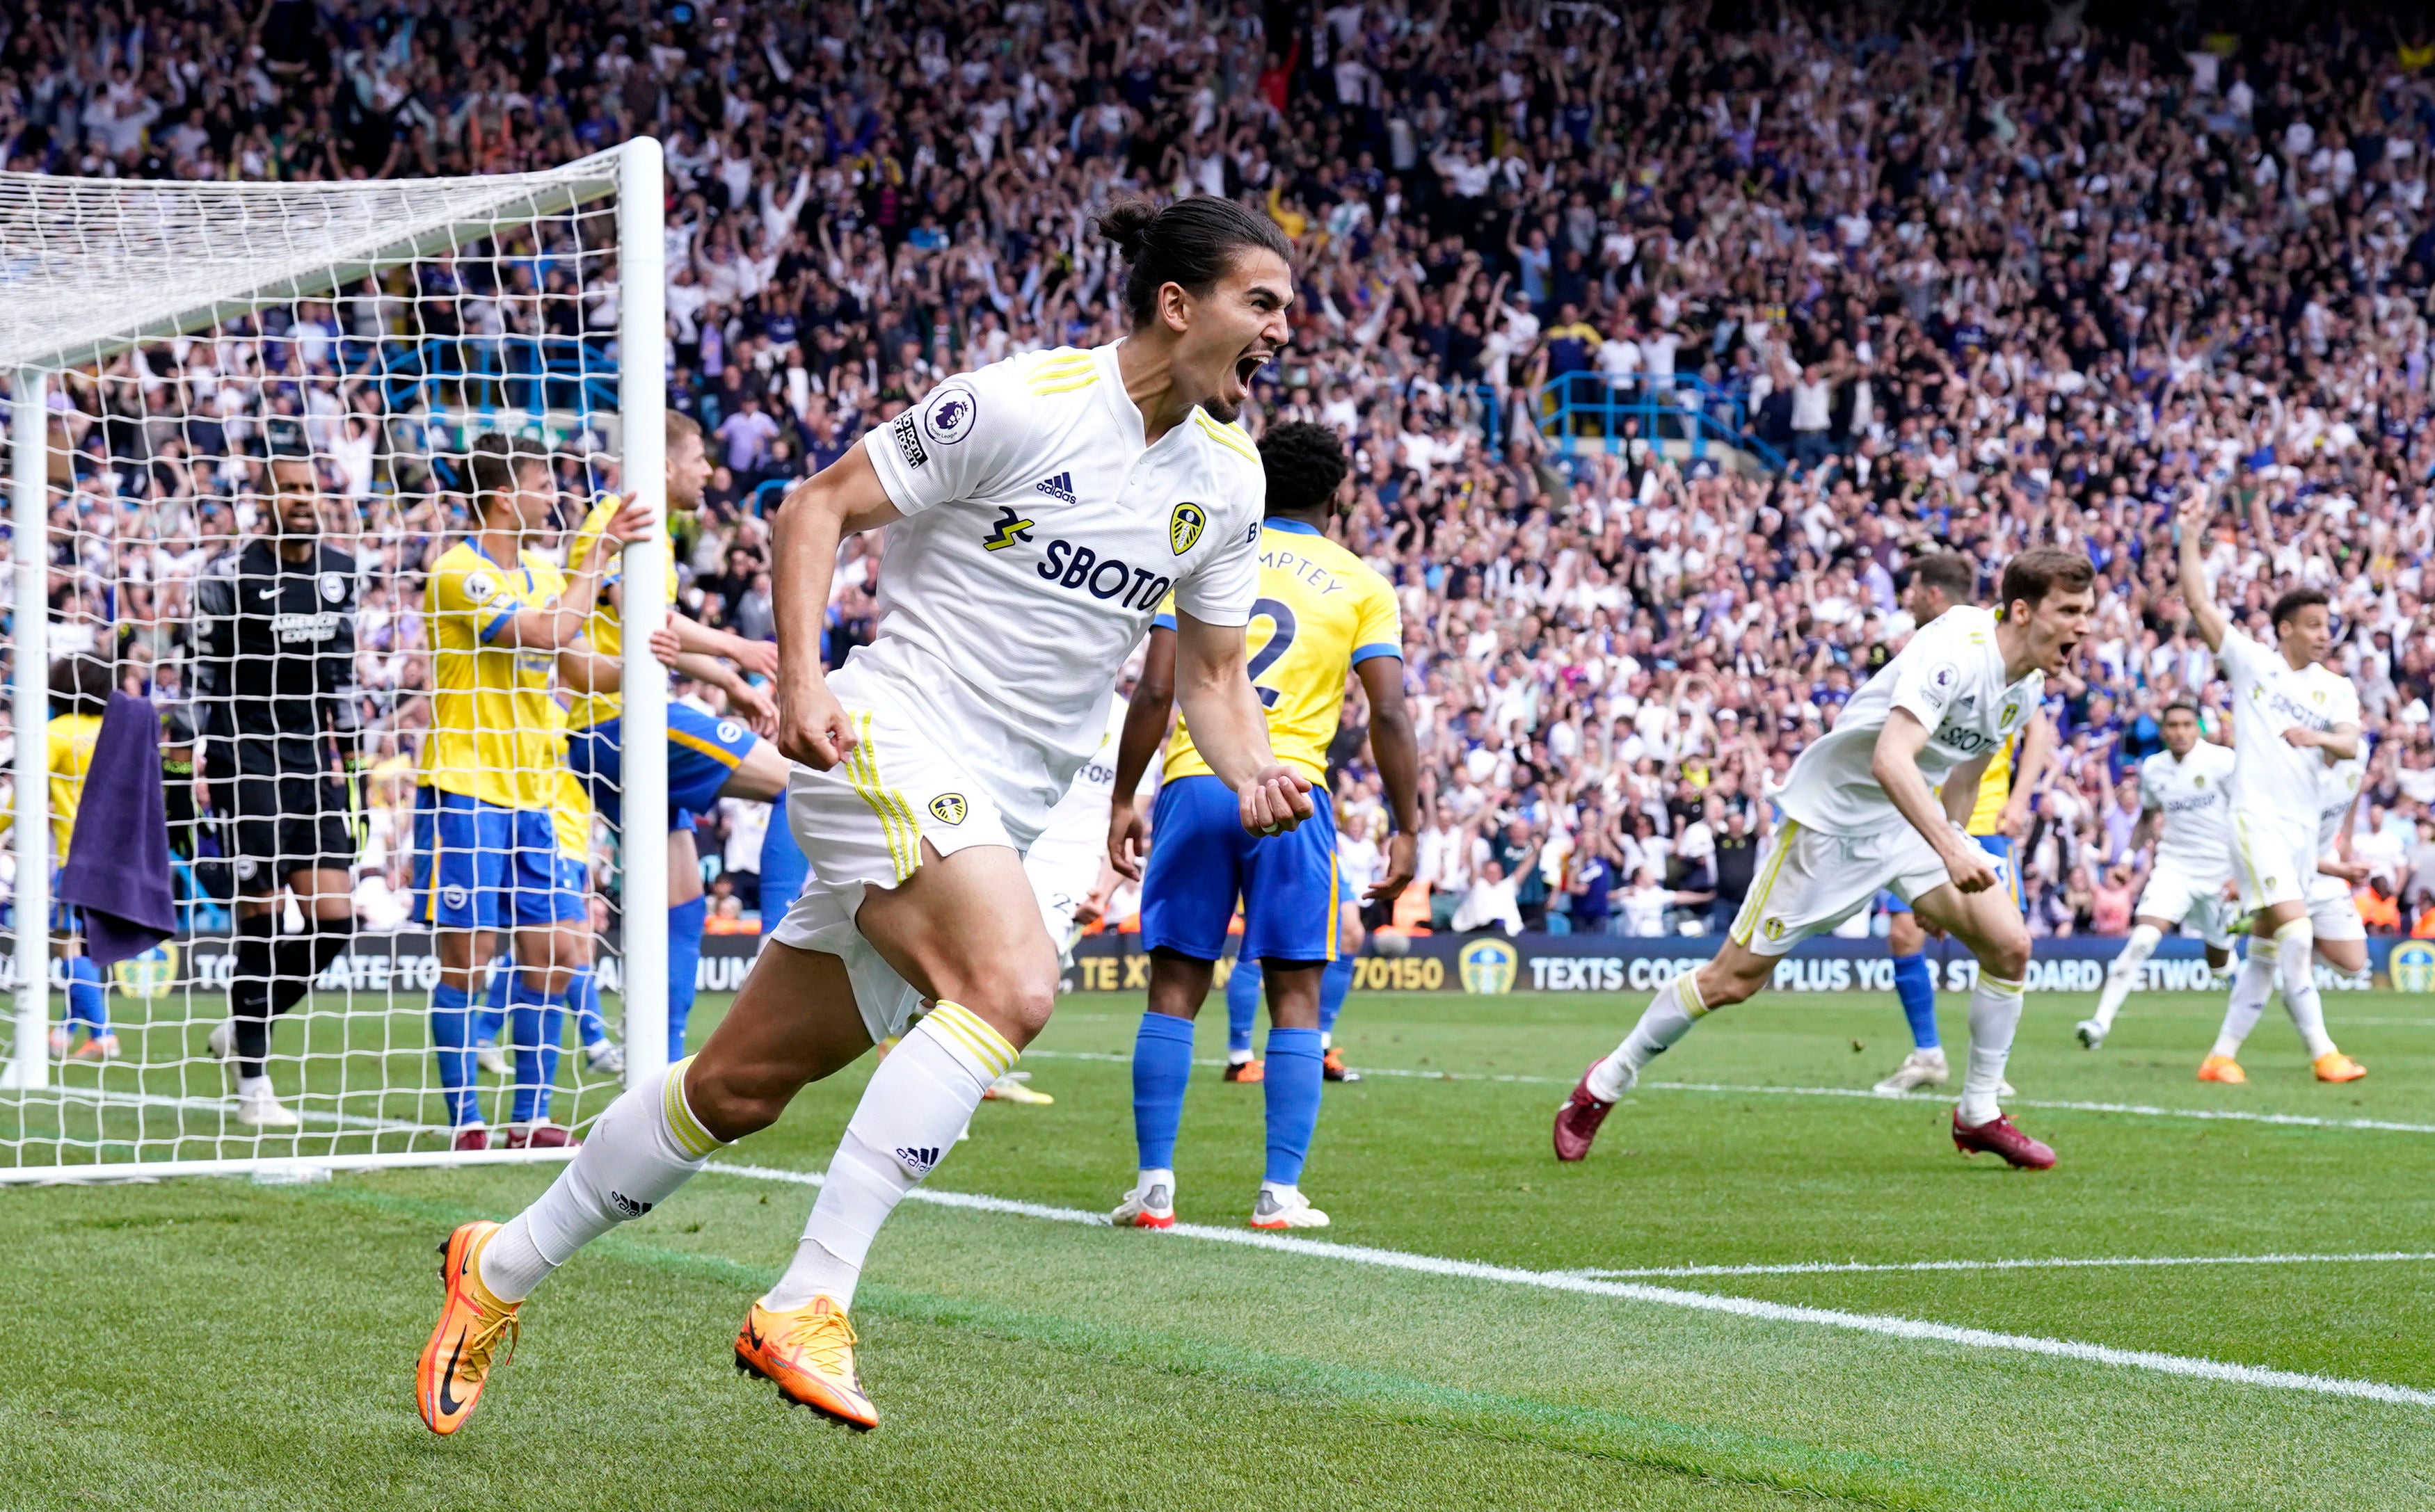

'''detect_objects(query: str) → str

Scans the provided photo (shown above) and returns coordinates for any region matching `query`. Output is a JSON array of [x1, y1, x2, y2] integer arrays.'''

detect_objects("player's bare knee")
[[685, 1056, 794, 1142], [955, 971, 1057, 1047], [1978, 930, 2031, 982]]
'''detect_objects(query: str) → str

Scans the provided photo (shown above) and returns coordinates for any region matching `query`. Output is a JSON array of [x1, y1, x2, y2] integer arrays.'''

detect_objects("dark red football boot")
[[1553, 1061, 1619, 1162], [1951, 1110, 2056, 1170]]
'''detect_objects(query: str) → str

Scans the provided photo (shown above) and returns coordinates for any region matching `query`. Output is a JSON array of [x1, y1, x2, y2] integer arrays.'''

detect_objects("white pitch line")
[[21, 1083, 443, 1136], [1016, 1049, 2435, 1134], [700, 1160, 2435, 1408], [1566, 1251, 2435, 1280]]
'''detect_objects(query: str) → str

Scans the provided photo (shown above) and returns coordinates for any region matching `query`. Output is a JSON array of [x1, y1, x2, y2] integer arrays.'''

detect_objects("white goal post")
[[0, 140, 669, 1181]]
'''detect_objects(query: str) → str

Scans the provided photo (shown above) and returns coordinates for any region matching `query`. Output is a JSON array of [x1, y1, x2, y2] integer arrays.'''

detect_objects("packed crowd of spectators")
[[11, 0, 2435, 943]]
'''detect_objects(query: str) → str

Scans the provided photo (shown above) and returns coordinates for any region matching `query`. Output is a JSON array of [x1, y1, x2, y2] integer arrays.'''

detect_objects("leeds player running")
[[1554, 549, 2095, 1171], [2173, 490, 2367, 1085], [1871, 552, 2052, 1096], [196, 454, 362, 1129], [2074, 702, 2238, 1050], [418, 197, 1308, 1435]]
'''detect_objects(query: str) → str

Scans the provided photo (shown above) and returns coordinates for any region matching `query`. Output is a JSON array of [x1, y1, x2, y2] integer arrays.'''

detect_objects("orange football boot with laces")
[[735, 1294, 879, 1431], [417, 1221, 522, 1435]]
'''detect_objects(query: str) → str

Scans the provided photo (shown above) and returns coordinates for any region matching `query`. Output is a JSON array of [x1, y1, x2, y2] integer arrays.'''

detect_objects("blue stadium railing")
[[1528, 370, 1788, 472], [361, 332, 618, 421]]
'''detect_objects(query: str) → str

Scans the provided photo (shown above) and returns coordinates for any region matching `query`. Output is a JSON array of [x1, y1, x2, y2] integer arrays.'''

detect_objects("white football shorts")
[[1730, 818, 2003, 958], [2304, 871, 2368, 942], [2229, 809, 2315, 915], [768, 700, 1025, 1045], [2134, 858, 2239, 949]]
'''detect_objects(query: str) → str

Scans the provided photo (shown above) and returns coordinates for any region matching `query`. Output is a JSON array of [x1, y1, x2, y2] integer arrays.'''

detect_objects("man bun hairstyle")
[[467, 432, 553, 509], [1259, 421, 1350, 517], [1096, 196, 1293, 328], [1908, 552, 1976, 604], [1999, 546, 2096, 614], [2271, 586, 2331, 633], [50, 654, 112, 718]]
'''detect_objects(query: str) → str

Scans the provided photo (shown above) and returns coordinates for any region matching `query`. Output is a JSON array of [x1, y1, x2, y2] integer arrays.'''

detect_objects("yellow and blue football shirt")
[[1139, 518, 1401, 965], [1156, 518, 1401, 785], [561, 494, 682, 732], [47, 712, 103, 859], [419, 539, 568, 812]]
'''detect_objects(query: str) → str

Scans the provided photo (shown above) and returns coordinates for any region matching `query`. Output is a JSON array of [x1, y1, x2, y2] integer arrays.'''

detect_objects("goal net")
[[0, 141, 671, 1182]]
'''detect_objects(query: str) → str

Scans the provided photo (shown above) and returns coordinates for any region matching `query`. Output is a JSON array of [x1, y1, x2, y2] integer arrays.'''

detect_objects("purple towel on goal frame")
[[56, 691, 176, 968]]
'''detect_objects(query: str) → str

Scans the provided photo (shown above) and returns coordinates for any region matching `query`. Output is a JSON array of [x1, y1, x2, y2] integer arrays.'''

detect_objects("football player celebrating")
[[1555, 549, 2095, 1171], [1869, 552, 2051, 1096], [419, 197, 1307, 1436], [2175, 485, 2368, 1084], [1107, 421, 1418, 1232]]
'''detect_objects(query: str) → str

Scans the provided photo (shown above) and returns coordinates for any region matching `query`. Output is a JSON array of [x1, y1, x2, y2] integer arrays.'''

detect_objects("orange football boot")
[[2196, 1055, 2247, 1084], [417, 1221, 521, 1435], [2314, 1052, 2368, 1083], [735, 1295, 878, 1431]]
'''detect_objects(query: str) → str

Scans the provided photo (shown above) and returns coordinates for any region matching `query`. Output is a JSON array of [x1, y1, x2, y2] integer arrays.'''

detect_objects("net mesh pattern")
[[3, 156, 649, 1173]]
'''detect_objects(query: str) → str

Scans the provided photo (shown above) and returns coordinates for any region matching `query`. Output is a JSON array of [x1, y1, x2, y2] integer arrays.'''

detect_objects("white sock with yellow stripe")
[[1958, 972, 2025, 1125], [479, 1056, 728, 1303], [764, 1002, 1016, 1312], [1588, 972, 1708, 1102]]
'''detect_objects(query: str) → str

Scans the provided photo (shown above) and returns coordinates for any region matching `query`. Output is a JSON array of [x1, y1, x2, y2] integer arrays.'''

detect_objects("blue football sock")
[[430, 984, 480, 1127], [65, 957, 107, 1035], [758, 814, 806, 919], [1319, 956, 1355, 1038], [506, 974, 566, 1125], [1224, 958, 1261, 1056], [570, 966, 607, 1049], [668, 894, 707, 1061], [472, 952, 509, 1048], [1131, 1012, 1197, 1172], [1893, 951, 1939, 1050], [1261, 1027, 1325, 1186]]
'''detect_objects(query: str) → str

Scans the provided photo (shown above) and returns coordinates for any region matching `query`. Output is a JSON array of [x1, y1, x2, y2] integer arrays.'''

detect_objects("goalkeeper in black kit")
[[197, 452, 363, 1129]]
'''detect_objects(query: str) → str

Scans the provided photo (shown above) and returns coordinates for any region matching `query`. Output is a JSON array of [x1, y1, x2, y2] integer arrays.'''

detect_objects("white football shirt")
[[2218, 628, 2358, 830], [2137, 741, 2236, 872], [1775, 605, 2043, 837], [854, 343, 1264, 843], [2316, 748, 2366, 855]]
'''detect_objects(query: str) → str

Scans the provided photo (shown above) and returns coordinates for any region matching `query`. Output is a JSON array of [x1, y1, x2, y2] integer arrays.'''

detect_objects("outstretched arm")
[[2174, 485, 2230, 652]]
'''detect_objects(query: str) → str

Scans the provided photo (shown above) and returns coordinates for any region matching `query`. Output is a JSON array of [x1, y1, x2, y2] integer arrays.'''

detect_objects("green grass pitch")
[[8, 984, 2435, 1510]]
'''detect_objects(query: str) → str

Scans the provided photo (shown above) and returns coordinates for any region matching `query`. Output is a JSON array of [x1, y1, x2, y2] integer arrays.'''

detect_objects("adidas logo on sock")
[[893, 1145, 942, 1174], [608, 1190, 654, 1218], [1035, 472, 1076, 504]]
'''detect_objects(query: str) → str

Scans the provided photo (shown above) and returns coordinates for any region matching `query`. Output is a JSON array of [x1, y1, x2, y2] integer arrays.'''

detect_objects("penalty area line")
[[701, 1160, 2435, 1409]]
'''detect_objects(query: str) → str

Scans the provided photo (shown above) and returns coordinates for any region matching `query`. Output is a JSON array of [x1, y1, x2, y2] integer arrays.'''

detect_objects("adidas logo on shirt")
[[1035, 472, 1076, 504], [893, 1145, 942, 1175]]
